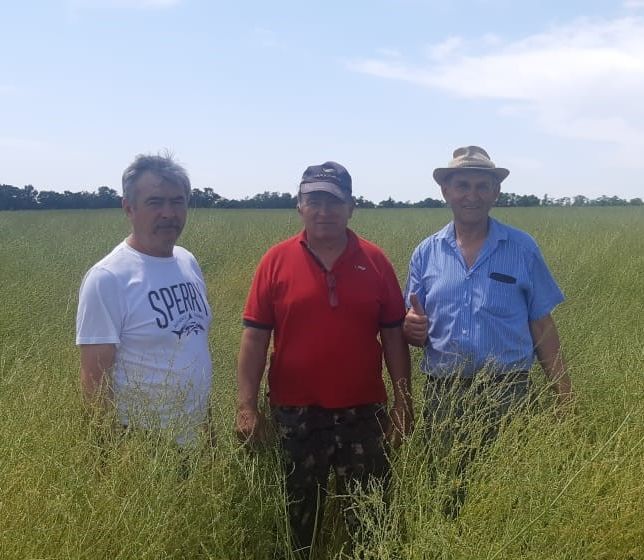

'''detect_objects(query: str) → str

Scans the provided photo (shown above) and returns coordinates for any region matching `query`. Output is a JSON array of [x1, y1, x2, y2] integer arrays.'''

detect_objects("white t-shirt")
[[76, 241, 212, 445]]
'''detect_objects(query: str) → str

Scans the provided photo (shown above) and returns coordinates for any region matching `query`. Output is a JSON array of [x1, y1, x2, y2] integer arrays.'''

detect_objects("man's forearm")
[[81, 370, 108, 406], [381, 327, 412, 405], [236, 327, 271, 410], [80, 344, 116, 415], [237, 368, 264, 411], [381, 326, 414, 445], [530, 315, 573, 402], [236, 327, 271, 443], [538, 350, 572, 399]]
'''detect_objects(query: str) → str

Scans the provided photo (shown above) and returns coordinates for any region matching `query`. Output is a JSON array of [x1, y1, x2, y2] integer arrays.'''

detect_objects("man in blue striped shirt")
[[403, 145, 573, 515]]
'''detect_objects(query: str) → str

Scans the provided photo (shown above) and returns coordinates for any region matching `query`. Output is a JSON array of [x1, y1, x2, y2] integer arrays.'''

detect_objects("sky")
[[2, 0, 644, 203]]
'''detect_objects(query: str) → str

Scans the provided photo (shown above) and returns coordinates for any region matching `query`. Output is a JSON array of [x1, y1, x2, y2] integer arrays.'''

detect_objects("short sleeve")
[[526, 249, 564, 321], [76, 267, 123, 345], [242, 252, 275, 329], [378, 255, 406, 328], [404, 244, 427, 309], [187, 251, 206, 283]]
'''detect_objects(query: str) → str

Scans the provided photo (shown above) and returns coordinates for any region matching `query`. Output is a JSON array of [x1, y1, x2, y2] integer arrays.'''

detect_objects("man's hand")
[[403, 293, 428, 347], [235, 405, 263, 446], [236, 326, 271, 446], [552, 384, 575, 420], [529, 314, 573, 419], [387, 398, 414, 449]]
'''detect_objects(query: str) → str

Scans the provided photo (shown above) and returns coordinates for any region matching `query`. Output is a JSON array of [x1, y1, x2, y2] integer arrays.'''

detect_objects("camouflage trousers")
[[424, 372, 530, 516], [272, 403, 389, 553]]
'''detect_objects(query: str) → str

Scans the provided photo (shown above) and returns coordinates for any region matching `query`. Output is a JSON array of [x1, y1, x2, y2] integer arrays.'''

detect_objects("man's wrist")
[[236, 401, 258, 412], [392, 390, 412, 409]]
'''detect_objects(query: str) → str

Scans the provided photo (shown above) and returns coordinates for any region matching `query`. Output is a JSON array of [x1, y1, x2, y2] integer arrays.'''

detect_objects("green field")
[[1, 208, 642, 559]]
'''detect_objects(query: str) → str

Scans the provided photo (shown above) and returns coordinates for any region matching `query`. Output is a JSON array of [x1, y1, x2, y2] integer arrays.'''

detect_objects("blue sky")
[[2, 0, 644, 202]]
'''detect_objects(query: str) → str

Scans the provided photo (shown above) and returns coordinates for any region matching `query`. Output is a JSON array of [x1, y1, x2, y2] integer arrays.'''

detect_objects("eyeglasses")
[[325, 271, 338, 308]]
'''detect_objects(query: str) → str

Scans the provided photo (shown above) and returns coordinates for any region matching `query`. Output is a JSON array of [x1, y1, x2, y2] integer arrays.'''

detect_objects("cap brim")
[[433, 167, 510, 185], [299, 181, 351, 202]]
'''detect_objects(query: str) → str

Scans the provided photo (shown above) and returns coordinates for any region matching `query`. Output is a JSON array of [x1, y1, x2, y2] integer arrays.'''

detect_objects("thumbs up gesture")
[[403, 293, 428, 347]]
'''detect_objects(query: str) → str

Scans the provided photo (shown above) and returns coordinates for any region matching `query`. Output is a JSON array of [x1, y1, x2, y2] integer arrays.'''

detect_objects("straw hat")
[[433, 146, 509, 185]]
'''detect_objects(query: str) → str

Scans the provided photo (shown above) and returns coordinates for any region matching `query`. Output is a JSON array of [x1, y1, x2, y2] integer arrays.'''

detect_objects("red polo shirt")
[[243, 229, 405, 408]]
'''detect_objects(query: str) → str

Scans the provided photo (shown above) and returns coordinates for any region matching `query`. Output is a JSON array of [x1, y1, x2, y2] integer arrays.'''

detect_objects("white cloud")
[[624, 0, 644, 8], [481, 33, 502, 47], [349, 17, 644, 160], [375, 47, 402, 58], [424, 36, 463, 60]]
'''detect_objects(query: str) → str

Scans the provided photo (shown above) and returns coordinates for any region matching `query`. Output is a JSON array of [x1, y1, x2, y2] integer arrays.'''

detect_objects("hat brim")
[[433, 166, 509, 185], [299, 181, 351, 202]]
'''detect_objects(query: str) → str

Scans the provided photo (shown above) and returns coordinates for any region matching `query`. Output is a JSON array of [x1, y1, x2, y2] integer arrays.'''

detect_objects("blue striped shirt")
[[404, 218, 564, 377]]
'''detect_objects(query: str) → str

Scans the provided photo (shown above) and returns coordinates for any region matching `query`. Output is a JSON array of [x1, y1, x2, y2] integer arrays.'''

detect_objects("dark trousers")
[[272, 404, 389, 554], [424, 372, 530, 515]]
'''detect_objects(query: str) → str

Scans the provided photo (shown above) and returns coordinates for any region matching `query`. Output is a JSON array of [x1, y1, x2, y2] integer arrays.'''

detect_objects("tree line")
[[0, 183, 642, 211]]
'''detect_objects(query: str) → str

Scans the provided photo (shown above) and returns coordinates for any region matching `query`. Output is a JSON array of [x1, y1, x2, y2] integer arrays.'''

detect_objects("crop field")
[[0, 207, 643, 559]]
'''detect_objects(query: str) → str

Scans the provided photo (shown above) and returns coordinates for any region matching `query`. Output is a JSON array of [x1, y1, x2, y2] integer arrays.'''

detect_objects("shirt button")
[[462, 329, 468, 335]]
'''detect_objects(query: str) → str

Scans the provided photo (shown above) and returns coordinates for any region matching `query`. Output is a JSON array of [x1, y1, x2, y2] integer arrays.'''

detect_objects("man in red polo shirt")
[[236, 161, 412, 554]]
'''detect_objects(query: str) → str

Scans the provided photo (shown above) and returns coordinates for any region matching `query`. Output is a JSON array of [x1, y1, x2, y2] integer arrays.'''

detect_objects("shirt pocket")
[[483, 275, 525, 319]]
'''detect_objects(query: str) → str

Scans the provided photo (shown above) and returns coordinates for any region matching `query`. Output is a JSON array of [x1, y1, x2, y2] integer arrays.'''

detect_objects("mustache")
[[154, 222, 182, 232]]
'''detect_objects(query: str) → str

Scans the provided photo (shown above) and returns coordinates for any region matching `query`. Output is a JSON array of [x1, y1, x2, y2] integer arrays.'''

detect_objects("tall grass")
[[0, 208, 642, 559]]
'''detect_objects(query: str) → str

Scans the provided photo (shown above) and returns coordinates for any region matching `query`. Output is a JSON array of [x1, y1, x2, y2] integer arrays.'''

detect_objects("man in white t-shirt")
[[76, 153, 213, 446]]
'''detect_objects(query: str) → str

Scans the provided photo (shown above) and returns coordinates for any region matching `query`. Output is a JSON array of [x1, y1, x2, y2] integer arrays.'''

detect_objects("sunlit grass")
[[0, 207, 642, 559]]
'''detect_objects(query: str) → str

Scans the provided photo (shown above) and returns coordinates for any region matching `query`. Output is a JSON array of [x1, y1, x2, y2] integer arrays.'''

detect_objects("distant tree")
[[215, 197, 242, 209], [0, 185, 21, 210], [191, 187, 221, 208], [496, 192, 516, 207], [63, 190, 93, 209], [413, 197, 444, 208], [246, 191, 297, 209], [354, 196, 375, 208], [37, 190, 66, 209], [590, 195, 627, 206], [21, 185, 39, 209], [495, 192, 540, 207], [516, 194, 540, 207], [0, 181, 640, 211], [96, 186, 121, 208], [0, 184, 39, 210], [378, 197, 396, 208], [378, 197, 412, 208]]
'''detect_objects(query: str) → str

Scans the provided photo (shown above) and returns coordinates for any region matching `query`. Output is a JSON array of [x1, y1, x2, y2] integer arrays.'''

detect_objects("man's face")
[[123, 171, 188, 257], [298, 190, 353, 243], [441, 170, 500, 226]]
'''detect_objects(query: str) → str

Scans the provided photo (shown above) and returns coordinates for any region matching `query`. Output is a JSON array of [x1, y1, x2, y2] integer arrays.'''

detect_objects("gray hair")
[[121, 152, 191, 202]]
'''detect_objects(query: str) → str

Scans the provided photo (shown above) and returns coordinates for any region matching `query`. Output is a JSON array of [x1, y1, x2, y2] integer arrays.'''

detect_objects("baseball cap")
[[299, 161, 352, 203]]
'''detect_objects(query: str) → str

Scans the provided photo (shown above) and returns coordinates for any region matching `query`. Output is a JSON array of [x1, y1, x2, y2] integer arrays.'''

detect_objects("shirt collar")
[[298, 228, 359, 264], [485, 217, 508, 249], [438, 217, 507, 244], [436, 221, 455, 242]]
